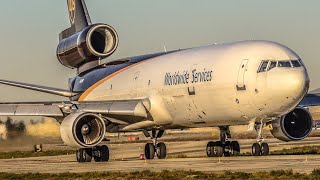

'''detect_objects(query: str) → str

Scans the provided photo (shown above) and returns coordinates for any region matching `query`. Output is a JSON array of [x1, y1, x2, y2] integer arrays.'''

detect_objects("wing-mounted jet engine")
[[271, 107, 313, 142], [60, 112, 106, 148]]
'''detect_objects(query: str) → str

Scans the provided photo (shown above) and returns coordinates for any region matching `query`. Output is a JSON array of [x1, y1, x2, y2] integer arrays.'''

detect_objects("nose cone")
[[286, 70, 309, 100], [269, 68, 309, 109]]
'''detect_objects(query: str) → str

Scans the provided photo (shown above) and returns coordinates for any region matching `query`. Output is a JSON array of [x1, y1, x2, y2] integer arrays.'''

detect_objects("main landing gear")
[[251, 122, 269, 156], [143, 129, 167, 159], [206, 126, 241, 157], [76, 145, 110, 163]]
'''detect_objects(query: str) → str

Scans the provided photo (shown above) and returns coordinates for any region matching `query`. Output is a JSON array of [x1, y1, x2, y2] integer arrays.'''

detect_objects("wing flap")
[[77, 102, 112, 114], [108, 99, 150, 117], [77, 99, 151, 118]]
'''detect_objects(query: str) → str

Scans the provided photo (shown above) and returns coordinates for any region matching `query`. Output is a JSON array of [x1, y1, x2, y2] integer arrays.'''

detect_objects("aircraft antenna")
[[163, 44, 167, 52]]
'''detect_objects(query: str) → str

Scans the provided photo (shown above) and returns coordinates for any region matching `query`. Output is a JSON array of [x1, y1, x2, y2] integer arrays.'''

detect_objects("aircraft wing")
[[0, 99, 151, 125], [299, 93, 320, 107], [0, 103, 65, 117], [0, 79, 152, 129], [299, 93, 320, 122]]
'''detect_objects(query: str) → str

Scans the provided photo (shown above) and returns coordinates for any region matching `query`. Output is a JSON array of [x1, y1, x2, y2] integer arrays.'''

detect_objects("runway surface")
[[1, 137, 320, 173], [1, 154, 320, 174]]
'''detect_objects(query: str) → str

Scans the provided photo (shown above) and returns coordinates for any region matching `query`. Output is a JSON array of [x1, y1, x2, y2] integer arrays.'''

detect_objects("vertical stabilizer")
[[67, 0, 91, 32], [60, 0, 92, 40]]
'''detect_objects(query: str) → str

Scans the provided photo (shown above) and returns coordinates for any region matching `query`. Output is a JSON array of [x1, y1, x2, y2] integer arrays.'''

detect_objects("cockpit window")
[[258, 61, 269, 72], [277, 61, 291, 68], [269, 61, 277, 70], [291, 60, 302, 67], [258, 59, 302, 73]]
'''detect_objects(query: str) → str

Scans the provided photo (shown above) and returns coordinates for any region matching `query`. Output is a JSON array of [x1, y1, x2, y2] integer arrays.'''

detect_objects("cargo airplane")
[[0, 0, 313, 162]]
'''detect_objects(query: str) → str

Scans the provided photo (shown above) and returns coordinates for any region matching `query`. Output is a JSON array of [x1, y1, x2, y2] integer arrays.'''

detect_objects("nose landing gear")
[[251, 122, 269, 156], [252, 142, 269, 156], [143, 130, 167, 159], [206, 126, 241, 157]]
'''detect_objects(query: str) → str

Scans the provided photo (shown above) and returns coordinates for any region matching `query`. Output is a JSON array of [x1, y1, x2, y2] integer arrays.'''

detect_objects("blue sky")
[[0, 0, 319, 102]]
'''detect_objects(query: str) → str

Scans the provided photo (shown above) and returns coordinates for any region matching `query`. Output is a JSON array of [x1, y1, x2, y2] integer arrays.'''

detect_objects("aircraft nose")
[[286, 70, 309, 100], [269, 68, 309, 106]]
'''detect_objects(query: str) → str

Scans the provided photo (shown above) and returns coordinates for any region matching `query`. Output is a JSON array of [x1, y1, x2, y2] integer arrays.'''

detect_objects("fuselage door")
[[237, 59, 249, 91]]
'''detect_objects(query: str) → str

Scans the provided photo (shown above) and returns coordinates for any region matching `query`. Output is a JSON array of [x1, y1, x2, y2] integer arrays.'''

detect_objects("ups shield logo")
[[68, 0, 76, 24]]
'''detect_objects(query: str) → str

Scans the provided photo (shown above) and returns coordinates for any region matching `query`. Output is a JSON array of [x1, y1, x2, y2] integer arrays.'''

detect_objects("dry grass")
[[26, 118, 60, 138], [0, 150, 75, 159], [0, 169, 319, 180], [271, 146, 320, 155]]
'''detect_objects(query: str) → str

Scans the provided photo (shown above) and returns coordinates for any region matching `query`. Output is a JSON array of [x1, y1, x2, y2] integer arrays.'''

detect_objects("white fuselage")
[[79, 40, 309, 129]]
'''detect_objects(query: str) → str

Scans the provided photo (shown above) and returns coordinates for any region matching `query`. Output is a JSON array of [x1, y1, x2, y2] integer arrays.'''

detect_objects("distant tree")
[[5, 117, 15, 131], [4, 117, 26, 139]]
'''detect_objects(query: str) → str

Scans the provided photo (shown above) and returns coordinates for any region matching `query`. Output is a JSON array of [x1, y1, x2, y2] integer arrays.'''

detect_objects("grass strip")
[[1, 169, 320, 180], [271, 146, 320, 155], [0, 150, 75, 159]]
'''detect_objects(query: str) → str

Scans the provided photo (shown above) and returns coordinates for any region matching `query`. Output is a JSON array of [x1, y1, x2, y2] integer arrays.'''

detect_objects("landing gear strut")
[[251, 122, 269, 156], [76, 145, 110, 163], [143, 129, 167, 159], [206, 126, 240, 157]]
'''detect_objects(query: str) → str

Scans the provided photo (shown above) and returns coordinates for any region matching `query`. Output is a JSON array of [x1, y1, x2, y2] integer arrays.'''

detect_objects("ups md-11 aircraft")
[[0, 0, 313, 162]]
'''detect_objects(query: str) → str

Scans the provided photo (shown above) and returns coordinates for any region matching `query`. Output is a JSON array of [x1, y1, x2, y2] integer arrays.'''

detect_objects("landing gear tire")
[[222, 141, 240, 157], [207, 126, 241, 158], [230, 141, 240, 156], [76, 149, 83, 162], [223, 141, 231, 157], [77, 148, 92, 163], [145, 143, 155, 160], [94, 145, 110, 162], [252, 143, 261, 156], [156, 142, 167, 159], [261, 143, 269, 156], [206, 141, 215, 157], [144, 130, 167, 160], [212, 141, 224, 157], [94, 155, 101, 162]]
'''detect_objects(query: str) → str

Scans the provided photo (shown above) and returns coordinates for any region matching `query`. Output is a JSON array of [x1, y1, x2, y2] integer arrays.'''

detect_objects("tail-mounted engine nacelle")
[[57, 23, 119, 68], [60, 112, 106, 148], [271, 107, 313, 142]]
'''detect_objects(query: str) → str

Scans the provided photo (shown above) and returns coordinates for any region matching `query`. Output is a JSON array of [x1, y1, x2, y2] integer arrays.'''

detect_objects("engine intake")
[[57, 23, 119, 68], [60, 112, 106, 148], [271, 107, 313, 142]]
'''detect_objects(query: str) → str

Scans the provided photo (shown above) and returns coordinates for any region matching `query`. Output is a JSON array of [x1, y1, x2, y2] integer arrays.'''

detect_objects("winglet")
[[0, 79, 78, 97]]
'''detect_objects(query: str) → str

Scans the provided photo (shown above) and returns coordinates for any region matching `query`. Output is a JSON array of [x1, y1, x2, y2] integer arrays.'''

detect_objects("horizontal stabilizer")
[[0, 79, 78, 97]]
